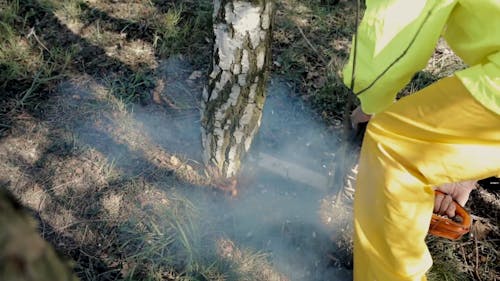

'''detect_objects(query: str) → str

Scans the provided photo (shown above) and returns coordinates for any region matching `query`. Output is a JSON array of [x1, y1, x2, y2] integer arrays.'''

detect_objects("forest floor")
[[0, 0, 499, 280]]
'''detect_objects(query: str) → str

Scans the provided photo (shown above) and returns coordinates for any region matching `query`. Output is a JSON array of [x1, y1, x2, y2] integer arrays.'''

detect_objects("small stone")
[[188, 71, 202, 80]]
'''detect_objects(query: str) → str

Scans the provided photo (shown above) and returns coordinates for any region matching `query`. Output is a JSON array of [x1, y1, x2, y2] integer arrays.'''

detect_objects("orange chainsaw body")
[[428, 190, 472, 240]]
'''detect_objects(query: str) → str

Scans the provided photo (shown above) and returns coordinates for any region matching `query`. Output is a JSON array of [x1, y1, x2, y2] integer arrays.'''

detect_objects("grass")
[[104, 71, 155, 105], [0, 0, 76, 135], [0, 0, 497, 280], [272, 0, 359, 123], [152, 1, 212, 62], [426, 236, 470, 281], [108, 190, 280, 281], [115, 196, 197, 280], [0, 0, 213, 136]]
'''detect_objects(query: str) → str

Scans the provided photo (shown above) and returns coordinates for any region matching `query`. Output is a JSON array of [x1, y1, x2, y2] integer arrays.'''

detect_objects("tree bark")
[[0, 188, 78, 281], [202, 0, 274, 178]]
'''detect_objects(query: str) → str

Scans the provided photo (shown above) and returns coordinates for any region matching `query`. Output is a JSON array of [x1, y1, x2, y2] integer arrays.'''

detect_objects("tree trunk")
[[201, 0, 274, 178], [0, 189, 78, 281]]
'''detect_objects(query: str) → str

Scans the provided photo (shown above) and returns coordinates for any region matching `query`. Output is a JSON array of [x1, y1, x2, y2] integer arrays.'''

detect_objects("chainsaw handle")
[[429, 190, 472, 240]]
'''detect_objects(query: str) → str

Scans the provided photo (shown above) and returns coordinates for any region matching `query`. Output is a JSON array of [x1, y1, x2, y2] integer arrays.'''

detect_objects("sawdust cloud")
[[66, 57, 353, 280]]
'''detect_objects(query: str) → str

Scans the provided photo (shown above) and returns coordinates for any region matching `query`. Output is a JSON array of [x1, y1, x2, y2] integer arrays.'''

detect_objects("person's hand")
[[350, 106, 372, 129], [434, 180, 477, 217]]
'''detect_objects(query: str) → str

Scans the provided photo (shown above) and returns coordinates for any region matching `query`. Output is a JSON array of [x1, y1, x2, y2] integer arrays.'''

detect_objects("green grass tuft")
[[152, 0, 213, 65], [104, 71, 154, 105]]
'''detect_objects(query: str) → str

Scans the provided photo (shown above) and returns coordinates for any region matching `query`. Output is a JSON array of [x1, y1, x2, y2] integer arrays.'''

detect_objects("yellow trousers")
[[354, 76, 500, 281]]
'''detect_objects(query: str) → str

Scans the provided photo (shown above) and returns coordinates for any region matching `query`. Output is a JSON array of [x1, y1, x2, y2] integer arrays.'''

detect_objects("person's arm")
[[343, 0, 458, 114]]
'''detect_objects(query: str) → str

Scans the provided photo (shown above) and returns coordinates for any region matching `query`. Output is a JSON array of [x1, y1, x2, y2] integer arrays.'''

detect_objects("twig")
[[80, 225, 89, 248], [296, 24, 328, 65], [26, 27, 50, 53], [474, 237, 483, 281], [79, 248, 100, 260], [459, 244, 471, 276]]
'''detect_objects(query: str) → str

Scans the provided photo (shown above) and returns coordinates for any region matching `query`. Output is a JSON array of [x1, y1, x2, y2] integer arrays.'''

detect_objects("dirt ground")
[[0, 0, 499, 280], [0, 56, 351, 280]]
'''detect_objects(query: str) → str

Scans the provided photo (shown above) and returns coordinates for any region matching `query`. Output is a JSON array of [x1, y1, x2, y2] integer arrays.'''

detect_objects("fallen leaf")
[[472, 220, 491, 240], [152, 79, 165, 105]]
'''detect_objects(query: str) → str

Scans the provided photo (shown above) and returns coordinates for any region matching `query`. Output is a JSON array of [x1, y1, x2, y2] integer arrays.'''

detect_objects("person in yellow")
[[342, 0, 500, 280]]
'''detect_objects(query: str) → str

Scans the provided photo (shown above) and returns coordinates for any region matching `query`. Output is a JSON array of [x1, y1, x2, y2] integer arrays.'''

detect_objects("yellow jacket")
[[343, 0, 500, 115]]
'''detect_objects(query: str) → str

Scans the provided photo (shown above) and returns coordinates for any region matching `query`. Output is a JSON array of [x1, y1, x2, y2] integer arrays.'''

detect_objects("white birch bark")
[[202, 0, 274, 178]]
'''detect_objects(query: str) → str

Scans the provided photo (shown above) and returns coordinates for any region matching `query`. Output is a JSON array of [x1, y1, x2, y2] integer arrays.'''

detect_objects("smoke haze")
[[56, 57, 353, 280]]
